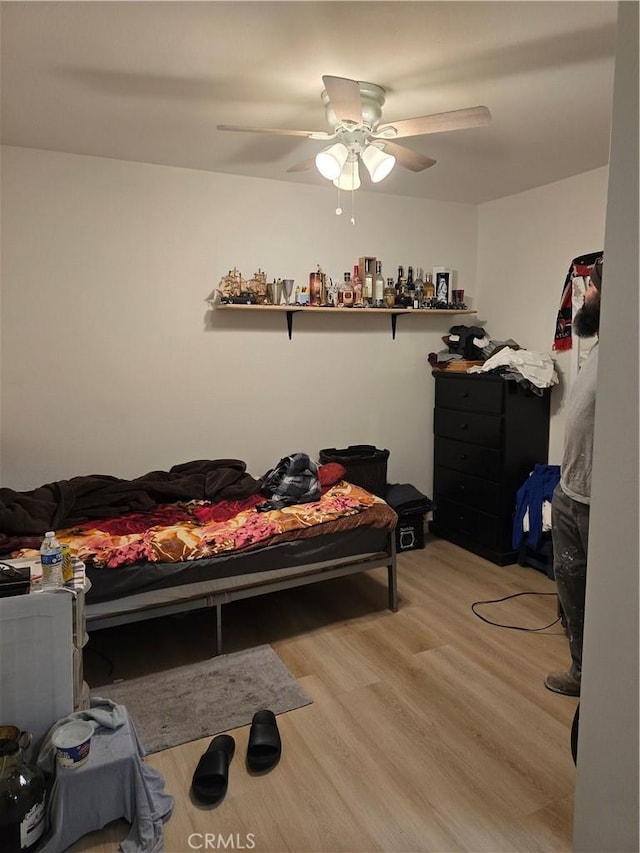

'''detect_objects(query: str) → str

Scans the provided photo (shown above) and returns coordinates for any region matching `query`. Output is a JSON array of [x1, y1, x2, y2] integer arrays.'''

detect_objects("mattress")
[[85, 523, 391, 604]]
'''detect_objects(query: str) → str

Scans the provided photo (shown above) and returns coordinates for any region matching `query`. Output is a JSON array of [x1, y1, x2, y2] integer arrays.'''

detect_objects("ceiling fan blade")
[[380, 141, 436, 172], [378, 106, 491, 139], [217, 124, 333, 140], [322, 75, 362, 124], [286, 157, 317, 173]]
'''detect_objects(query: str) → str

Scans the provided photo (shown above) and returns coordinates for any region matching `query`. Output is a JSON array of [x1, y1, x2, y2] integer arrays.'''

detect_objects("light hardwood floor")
[[73, 536, 577, 853]]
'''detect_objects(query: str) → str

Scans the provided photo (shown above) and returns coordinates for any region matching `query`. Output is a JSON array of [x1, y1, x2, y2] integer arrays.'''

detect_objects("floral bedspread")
[[41, 481, 396, 569]]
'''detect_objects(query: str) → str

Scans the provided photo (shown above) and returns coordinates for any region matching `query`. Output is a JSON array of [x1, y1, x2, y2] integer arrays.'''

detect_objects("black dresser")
[[431, 371, 551, 565]]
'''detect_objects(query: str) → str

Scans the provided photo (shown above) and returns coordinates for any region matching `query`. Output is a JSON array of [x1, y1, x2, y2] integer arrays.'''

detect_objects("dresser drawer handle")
[[460, 423, 469, 430], [459, 454, 468, 460], [458, 484, 465, 491], [461, 391, 469, 398]]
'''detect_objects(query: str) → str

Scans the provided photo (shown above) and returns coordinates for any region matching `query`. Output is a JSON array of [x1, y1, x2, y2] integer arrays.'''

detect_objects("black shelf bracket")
[[391, 314, 399, 340], [285, 309, 300, 340]]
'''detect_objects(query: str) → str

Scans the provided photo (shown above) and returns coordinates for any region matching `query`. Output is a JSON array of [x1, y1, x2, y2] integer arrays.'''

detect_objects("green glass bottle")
[[0, 739, 46, 852]]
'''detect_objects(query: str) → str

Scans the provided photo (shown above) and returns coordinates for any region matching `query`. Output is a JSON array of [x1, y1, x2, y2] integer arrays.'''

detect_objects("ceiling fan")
[[217, 75, 491, 189]]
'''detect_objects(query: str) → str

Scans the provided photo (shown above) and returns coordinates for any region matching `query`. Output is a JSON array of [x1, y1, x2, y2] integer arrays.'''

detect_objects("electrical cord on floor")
[[471, 591, 562, 632]]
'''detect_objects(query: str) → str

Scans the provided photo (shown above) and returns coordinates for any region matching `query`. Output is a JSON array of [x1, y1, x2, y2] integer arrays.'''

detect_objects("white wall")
[[573, 0, 639, 848], [0, 146, 477, 492], [477, 167, 609, 463], [0, 148, 612, 496]]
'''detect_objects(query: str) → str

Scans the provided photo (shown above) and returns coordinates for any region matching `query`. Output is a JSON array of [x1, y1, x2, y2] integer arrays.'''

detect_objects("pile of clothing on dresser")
[[428, 324, 558, 395]]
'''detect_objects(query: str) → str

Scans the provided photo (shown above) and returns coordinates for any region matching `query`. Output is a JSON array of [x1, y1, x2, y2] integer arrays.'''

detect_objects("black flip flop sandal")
[[191, 734, 235, 804], [246, 709, 281, 772]]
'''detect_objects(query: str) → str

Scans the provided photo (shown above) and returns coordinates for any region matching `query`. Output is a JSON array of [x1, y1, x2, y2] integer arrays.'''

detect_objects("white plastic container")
[[52, 721, 94, 769]]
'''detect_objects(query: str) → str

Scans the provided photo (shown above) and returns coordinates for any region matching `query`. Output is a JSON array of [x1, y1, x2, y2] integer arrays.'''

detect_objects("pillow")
[[318, 462, 347, 492]]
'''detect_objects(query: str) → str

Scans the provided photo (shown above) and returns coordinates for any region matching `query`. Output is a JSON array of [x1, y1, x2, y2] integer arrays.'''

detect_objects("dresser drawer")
[[435, 375, 503, 414], [434, 466, 501, 514], [433, 498, 501, 549], [434, 408, 503, 448], [434, 437, 501, 479]]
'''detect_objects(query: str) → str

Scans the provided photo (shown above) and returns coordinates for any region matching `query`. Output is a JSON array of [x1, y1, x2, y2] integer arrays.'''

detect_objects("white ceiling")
[[0, 1, 618, 204]]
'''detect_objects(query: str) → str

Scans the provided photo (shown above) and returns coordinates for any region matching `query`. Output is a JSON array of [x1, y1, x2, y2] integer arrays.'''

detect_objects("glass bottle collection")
[[215, 259, 466, 309], [279, 262, 465, 309]]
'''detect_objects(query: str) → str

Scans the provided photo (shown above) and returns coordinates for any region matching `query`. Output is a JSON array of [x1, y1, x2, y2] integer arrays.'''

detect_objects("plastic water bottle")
[[40, 531, 63, 590]]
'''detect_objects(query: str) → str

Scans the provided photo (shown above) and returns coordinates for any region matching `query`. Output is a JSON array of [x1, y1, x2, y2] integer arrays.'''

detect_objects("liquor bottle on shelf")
[[362, 263, 373, 306], [374, 261, 385, 305], [394, 266, 403, 306], [342, 271, 354, 307], [414, 267, 425, 308], [407, 266, 415, 299], [435, 271, 450, 306], [309, 270, 322, 306], [352, 264, 363, 306], [396, 270, 409, 306], [424, 273, 435, 302], [395, 265, 404, 294], [317, 265, 328, 306], [384, 278, 396, 308]]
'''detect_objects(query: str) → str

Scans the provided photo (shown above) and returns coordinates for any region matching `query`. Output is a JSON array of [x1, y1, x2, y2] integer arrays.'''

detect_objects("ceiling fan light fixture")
[[361, 144, 396, 183], [315, 142, 349, 180], [333, 160, 361, 191]]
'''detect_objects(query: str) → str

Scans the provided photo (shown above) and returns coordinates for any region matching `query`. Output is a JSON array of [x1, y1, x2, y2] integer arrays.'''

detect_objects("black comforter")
[[0, 459, 263, 537]]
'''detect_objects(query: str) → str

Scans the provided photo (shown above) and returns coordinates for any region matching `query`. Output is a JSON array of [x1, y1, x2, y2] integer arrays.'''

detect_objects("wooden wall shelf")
[[214, 303, 478, 339]]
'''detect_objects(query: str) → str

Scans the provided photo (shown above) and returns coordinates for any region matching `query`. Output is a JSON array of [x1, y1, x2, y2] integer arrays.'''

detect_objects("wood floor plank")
[[73, 536, 576, 852]]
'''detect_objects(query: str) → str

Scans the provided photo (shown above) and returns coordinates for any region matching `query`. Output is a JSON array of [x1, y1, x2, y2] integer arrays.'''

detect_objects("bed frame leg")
[[386, 533, 399, 612], [215, 603, 223, 655], [388, 562, 398, 612]]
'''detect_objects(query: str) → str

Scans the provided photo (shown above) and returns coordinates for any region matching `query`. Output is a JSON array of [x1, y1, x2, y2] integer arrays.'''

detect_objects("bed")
[[0, 459, 398, 653]]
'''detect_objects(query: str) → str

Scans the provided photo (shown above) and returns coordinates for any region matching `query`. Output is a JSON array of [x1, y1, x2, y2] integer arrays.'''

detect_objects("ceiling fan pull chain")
[[336, 186, 343, 216]]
